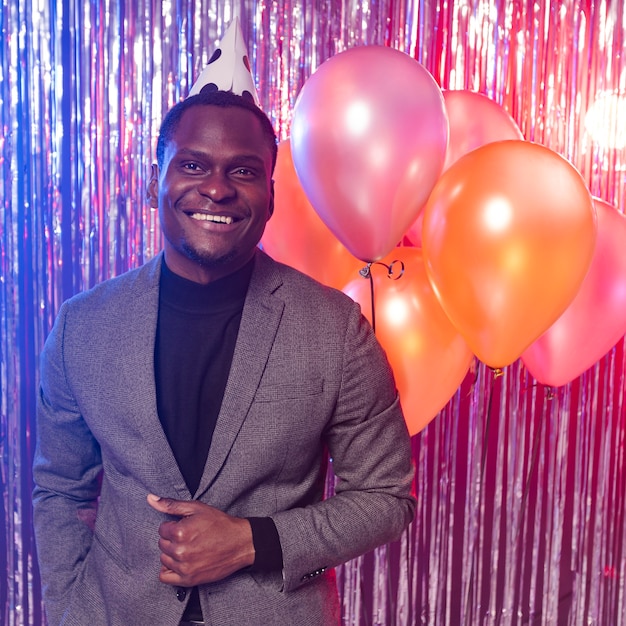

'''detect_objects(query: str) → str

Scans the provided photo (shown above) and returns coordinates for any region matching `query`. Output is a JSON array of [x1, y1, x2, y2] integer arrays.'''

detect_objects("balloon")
[[291, 46, 448, 262], [343, 247, 474, 436], [404, 211, 424, 248], [422, 140, 597, 369], [261, 140, 364, 290], [404, 91, 523, 246], [442, 90, 524, 171], [522, 198, 626, 386]]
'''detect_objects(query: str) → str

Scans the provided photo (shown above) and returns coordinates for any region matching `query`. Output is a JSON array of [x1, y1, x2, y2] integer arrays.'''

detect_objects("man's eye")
[[233, 168, 255, 176], [183, 162, 201, 171]]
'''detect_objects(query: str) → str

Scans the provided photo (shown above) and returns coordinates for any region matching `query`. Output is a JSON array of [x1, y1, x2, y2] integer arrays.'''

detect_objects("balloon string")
[[466, 366, 502, 617], [480, 368, 502, 480], [514, 385, 553, 544], [369, 271, 376, 333], [359, 259, 406, 335]]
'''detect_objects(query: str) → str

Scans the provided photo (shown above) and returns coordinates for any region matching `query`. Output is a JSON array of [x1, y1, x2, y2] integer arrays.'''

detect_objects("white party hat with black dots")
[[188, 17, 260, 105]]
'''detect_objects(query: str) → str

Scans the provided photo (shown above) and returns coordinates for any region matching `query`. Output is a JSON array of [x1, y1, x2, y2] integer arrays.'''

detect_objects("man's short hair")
[[156, 89, 278, 172]]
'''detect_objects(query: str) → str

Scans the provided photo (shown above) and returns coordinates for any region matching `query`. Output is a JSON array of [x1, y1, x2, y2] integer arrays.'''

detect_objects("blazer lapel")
[[122, 253, 190, 499], [196, 251, 284, 496]]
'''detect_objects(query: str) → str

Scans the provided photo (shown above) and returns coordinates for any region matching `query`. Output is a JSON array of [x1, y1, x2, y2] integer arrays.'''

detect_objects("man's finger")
[[147, 494, 197, 517]]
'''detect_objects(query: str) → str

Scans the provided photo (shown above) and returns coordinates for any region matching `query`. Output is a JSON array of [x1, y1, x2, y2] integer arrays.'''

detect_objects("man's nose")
[[197, 172, 236, 201]]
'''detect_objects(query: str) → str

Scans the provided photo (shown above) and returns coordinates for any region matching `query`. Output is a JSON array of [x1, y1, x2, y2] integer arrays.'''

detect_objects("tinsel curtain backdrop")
[[1, 0, 626, 624]]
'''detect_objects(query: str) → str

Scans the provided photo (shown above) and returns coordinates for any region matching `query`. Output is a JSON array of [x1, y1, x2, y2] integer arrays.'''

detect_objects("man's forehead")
[[181, 103, 260, 126], [163, 110, 272, 165], [173, 105, 264, 141]]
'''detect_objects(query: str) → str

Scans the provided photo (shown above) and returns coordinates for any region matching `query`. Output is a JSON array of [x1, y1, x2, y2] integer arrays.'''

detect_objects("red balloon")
[[343, 247, 474, 436], [522, 199, 626, 386], [261, 140, 365, 290], [291, 46, 448, 262], [422, 140, 597, 368]]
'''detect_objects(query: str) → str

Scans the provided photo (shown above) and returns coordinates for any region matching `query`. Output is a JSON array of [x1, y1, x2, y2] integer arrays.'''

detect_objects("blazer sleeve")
[[32, 301, 103, 626], [271, 299, 416, 592]]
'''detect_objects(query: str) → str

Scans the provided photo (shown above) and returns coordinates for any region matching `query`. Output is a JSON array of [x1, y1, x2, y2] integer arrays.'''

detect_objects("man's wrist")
[[235, 517, 256, 570]]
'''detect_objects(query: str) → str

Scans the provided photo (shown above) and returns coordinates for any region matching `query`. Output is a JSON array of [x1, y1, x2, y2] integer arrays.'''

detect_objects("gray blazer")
[[33, 249, 416, 626]]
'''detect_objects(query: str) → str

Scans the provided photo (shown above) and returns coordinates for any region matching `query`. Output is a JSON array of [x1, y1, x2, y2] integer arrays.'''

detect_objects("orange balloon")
[[343, 247, 474, 436], [422, 140, 597, 368], [261, 140, 364, 290]]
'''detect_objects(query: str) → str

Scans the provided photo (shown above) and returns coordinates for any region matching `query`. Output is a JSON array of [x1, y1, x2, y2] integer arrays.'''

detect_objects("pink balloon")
[[291, 46, 448, 263], [522, 199, 626, 386], [442, 90, 524, 171], [404, 91, 522, 245], [404, 211, 424, 248]]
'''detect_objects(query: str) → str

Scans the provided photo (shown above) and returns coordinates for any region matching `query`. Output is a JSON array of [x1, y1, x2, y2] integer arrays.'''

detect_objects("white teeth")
[[190, 213, 234, 224]]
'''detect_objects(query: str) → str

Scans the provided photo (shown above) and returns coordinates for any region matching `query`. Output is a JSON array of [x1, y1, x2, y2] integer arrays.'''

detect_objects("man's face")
[[148, 105, 274, 283]]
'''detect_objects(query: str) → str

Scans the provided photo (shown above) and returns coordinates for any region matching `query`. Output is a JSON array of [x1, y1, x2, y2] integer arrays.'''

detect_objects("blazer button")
[[176, 587, 187, 602], [301, 566, 328, 582]]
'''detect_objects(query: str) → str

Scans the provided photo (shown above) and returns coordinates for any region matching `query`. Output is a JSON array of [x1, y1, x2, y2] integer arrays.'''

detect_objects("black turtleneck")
[[154, 256, 282, 621], [155, 258, 253, 495]]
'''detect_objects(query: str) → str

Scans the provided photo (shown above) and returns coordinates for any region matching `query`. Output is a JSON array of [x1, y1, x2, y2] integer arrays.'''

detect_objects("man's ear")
[[268, 179, 275, 219], [146, 164, 159, 208]]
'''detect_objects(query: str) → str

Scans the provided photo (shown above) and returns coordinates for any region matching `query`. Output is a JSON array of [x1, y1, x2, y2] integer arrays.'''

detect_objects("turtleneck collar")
[[159, 256, 254, 314]]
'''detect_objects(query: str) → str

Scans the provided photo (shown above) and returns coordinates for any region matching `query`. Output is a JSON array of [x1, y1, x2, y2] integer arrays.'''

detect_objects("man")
[[32, 87, 415, 625]]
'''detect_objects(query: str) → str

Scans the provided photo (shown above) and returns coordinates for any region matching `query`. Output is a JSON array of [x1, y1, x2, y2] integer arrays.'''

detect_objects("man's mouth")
[[187, 212, 236, 225]]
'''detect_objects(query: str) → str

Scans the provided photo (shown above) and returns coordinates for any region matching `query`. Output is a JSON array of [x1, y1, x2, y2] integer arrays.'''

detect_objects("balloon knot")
[[359, 263, 372, 278]]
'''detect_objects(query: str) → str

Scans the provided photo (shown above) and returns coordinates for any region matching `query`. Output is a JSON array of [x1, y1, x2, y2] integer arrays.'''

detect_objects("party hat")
[[188, 17, 260, 105]]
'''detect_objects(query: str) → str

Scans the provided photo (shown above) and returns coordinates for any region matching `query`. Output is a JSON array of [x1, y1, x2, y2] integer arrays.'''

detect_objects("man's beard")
[[180, 240, 237, 269]]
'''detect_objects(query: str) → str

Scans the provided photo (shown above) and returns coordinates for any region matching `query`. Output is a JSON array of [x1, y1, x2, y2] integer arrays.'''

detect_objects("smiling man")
[[150, 97, 276, 284], [32, 61, 415, 626]]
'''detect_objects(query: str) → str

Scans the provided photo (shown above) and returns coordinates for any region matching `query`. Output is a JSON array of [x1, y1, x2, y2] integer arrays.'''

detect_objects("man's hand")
[[147, 494, 255, 587]]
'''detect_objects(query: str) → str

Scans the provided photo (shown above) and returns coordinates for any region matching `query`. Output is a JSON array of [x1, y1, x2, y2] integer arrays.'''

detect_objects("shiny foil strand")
[[3, 1, 626, 624], [588, 364, 605, 624], [431, 405, 446, 623], [519, 371, 541, 621], [603, 347, 625, 621], [437, 394, 455, 626], [463, 364, 489, 623], [487, 368, 509, 622], [372, 542, 388, 622], [492, 366, 524, 615], [546, 384, 567, 624], [411, 421, 427, 623], [617, 346, 626, 621], [608, 348, 624, 621], [395, 524, 409, 625], [438, 393, 455, 626], [570, 375, 587, 624], [597, 352, 615, 624]]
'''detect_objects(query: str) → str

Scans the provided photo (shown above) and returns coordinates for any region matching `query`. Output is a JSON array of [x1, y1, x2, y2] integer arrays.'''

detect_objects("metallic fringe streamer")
[[2, 1, 626, 624]]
